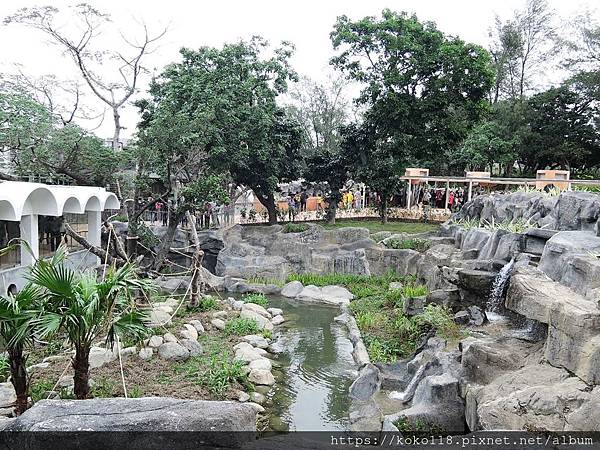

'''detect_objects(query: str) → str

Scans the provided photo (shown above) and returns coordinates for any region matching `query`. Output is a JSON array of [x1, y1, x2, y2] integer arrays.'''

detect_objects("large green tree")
[[141, 38, 303, 226], [519, 83, 600, 174], [331, 10, 494, 220], [0, 84, 117, 185]]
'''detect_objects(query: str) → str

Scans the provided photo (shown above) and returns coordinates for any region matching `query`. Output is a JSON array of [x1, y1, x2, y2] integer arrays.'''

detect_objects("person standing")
[[287, 194, 296, 221], [300, 191, 308, 212], [354, 189, 362, 209]]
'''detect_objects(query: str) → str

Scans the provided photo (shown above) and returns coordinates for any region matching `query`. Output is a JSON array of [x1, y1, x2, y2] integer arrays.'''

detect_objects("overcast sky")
[[1, 0, 598, 139]]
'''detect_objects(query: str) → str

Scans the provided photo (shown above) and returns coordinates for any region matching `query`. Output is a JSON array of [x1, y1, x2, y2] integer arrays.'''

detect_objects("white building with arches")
[[0, 181, 120, 295]]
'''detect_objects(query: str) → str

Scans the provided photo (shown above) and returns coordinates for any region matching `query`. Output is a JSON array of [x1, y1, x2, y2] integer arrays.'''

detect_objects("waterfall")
[[388, 363, 428, 404], [486, 258, 515, 320]]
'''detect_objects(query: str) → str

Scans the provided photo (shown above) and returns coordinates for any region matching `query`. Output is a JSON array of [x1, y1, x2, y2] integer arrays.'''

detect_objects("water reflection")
[[266, 297, 357, 431]]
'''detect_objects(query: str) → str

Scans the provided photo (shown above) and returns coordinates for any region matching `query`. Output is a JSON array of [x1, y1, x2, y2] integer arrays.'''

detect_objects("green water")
[[264, 296, 358, 431]]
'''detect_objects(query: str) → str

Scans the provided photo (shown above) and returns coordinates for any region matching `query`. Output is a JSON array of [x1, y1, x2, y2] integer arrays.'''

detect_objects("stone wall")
[[456, 190, 600, 235]]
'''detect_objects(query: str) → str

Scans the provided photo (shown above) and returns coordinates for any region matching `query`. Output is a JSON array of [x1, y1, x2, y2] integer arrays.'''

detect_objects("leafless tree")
[[5, 4, 166, 150], [488, 0, 558, 101]]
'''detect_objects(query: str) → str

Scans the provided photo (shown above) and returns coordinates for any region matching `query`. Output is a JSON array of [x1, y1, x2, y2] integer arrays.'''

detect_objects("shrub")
[[402, 284, 428, 298], [198, 356, 249, 396], [242, 293, 268, 308], [185, 296, 219, 313], [30, 380, 54, 403], [177, 351, 250, 397], [223, 318, 259, 336], [0, 356, 9, 382], [246, 276, 284, 287], [282, 222, 309, 233], [384, 238, 431, 252], [415, 304, 460, 340]]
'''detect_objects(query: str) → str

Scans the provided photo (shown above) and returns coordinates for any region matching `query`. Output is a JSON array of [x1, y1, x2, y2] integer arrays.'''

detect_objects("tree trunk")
[[186, 211, 205, 307], [73, 345, 90, 400], [8, 347, 28, 415], [255, 192, 277, 225], [112, 107, 121, 151], [326, 200, 337, 225], [380, 196, 389, 224], [152, 209, 184, 271]]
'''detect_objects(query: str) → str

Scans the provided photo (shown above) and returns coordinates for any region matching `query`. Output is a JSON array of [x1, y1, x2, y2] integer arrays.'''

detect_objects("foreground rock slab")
[[3, 398, 257, 447]]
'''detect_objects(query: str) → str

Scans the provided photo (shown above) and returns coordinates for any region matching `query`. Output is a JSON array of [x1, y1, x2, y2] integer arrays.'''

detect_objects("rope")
[[46, 358, 72, 400], [116, 335, 128, 398]]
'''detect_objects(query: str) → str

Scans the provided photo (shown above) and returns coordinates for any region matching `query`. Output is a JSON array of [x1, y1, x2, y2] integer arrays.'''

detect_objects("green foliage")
[[0, 84, 118, 185], [456, 217, 540, 233], [141, 37, 303, 224], [129, 386, 143, 398], [415, 305, 461, 340], [0, 356, 9, 382], [246, 276, 284, 288], [384, 238, 431, 252], [223, 318, 259, 336], [176, 343, 250, 397], [186, 296, 219, 313], [90, 377, 118, 398], [28, 247, 154, 399], [242, 293, 269, 308], [317, 220, 439, 234], [332, 9, 494, 211], [30, 380, 54, 403], [402, 285, 428, 298], [282, 222, 309, 233], [306, 271, 454, 363]]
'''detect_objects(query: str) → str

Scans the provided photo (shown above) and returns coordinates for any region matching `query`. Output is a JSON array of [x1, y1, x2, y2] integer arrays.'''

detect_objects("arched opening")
[[0, 200, 17, 221], [62, 197, 84, 214], [22, 187, 59, 216], [104, 194, 120, 210], [84, 196, 102, 211]]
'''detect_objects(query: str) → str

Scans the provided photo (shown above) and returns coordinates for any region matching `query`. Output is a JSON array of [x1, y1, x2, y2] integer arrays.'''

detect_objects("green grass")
[[176, 339, 250, 397], [283, 222, 310, 233], [290, 271, 459, 363], [246, 276, 285, 287], [30, 380, 54, 402], [315, 219, 439, 234], [242, 293, 269, 308], [402, 284, 428, 298], [223, 317, 259, 336], [0, 356, 9, 382], [384, 237, 431, 252], [184, 296, 219, 314]]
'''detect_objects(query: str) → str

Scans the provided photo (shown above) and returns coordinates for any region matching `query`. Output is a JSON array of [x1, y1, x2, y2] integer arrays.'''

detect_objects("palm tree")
[[0, 284, 44, 415], [29, 247, 152, 399]]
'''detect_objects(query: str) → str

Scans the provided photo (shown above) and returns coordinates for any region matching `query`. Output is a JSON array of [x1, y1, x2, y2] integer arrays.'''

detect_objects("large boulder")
[[296, 285, 354, 306], [388, 373, 465, 433], [239, 310, 274, 331], [280, 281, 303, 298], [507, 267, 600, 384], [349, 364, 380, 401], [3, 398, 256, 447], [467, 364, 600, 431], [538, 230, 600, 299]]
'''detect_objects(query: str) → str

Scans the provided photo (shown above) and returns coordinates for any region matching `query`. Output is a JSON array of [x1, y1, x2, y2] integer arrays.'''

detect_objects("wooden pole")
[[445, 180, 449, 211], [407, 180, 412, 209]]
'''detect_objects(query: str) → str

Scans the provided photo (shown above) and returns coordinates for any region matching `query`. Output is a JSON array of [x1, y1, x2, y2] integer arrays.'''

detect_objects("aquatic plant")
[[242, 293, 269, 308]]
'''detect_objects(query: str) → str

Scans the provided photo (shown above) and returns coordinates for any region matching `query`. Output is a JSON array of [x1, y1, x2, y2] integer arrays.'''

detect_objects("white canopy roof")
[[0, 181, 120, 221]]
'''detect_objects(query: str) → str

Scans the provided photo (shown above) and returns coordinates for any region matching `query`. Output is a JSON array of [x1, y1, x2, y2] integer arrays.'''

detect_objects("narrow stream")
[[264, 296, 358, 431]]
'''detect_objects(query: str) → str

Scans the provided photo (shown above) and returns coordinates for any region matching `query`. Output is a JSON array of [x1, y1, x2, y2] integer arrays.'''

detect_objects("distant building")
[[103, 137, 130, 151]]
